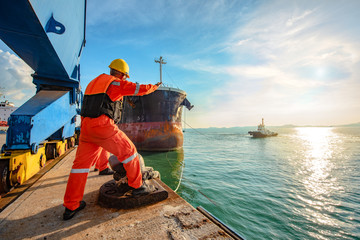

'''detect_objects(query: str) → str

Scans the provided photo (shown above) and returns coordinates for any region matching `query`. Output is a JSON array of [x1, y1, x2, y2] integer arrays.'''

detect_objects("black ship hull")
[[118, 87, 192, 151]]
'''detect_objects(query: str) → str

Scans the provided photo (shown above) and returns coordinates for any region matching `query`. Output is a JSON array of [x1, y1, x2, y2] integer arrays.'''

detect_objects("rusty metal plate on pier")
[[98, 179, 168, 209]]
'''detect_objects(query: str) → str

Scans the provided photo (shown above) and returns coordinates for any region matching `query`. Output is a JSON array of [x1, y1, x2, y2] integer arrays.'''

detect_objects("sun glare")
[[295, 127, 343, 226], [297, 127, 334, 162], [296, 127, 338, 193], [315, 67, 326, 79]]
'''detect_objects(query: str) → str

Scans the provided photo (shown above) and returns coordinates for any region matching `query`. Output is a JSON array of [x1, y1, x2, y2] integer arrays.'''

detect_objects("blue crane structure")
[[0, 0, 86, 192]]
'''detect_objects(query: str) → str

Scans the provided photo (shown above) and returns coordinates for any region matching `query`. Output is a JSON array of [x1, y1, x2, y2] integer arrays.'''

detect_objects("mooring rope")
[[183, 121, 213, 140], [163, 119, 219, 205], [164, 151, 184, 193], [174, 160, 184, 192]]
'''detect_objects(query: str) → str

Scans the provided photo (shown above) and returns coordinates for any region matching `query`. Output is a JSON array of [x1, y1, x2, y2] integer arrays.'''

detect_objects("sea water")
[[143, 126, 360, 240]]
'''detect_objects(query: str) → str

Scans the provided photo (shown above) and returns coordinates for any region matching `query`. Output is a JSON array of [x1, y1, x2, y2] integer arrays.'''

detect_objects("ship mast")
[[155, 56, 166, 84]]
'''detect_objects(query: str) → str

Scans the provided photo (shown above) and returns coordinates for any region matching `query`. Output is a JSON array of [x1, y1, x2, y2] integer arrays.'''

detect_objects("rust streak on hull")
[[118, 121, 183, 151]]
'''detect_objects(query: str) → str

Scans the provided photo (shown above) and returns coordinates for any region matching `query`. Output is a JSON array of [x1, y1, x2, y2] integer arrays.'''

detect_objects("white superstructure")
[[0, 100, 17, 124]]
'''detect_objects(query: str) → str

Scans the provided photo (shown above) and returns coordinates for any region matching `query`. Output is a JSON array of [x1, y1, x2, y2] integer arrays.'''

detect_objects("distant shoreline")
[[194, 123, 360, 130]]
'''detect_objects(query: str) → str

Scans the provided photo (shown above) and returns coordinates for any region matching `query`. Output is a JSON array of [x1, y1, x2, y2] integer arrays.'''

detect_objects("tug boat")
[[248, 118, 278, 138]]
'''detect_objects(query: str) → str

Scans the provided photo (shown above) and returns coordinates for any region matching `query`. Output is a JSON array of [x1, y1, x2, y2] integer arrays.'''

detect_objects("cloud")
[[0, 49, 35, 105], [185, 0, 360, 126], [286, 10, 314, 27]]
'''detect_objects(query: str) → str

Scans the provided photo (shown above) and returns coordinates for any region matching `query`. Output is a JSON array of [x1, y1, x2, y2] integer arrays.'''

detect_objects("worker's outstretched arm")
[[107, 80, 161, 101], [110, 80, 160, 96]]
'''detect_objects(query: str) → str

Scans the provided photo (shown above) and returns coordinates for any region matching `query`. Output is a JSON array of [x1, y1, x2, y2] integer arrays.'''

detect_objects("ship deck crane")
[[0, 0, 86, 192]]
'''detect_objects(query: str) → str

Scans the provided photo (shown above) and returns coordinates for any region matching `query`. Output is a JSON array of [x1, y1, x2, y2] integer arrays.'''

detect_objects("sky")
[[1, 0, 360, 128]]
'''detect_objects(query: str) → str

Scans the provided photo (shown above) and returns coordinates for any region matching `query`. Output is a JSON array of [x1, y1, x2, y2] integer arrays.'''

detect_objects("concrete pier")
[[0, 148, 233, 239]]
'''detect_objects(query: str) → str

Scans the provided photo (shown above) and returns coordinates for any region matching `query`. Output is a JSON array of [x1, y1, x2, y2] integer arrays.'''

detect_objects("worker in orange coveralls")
[[63, 59, 161, 220]]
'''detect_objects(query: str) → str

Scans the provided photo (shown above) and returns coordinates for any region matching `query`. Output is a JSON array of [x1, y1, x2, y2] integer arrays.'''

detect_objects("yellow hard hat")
[[109, 59, 130, 78]]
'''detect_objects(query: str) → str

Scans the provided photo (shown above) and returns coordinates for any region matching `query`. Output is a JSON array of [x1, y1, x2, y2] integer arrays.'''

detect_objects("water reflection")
[[295, 127, 343, 229], [140, 149, 184, 191], [297, 128, 335, 195]]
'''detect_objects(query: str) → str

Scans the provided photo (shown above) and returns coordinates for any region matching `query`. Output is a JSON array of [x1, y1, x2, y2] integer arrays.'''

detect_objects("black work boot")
[[132, 182, 156, 196], [63, 201, 86, 220], [99, 168, 114, 175]]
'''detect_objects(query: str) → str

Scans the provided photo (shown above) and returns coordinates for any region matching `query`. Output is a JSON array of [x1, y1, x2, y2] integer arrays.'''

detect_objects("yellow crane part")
[[8, 146, 47, 186], [0, 137, 74, 193]]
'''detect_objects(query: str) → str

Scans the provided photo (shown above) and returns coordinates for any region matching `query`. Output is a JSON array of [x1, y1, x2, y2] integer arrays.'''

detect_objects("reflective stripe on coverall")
[[63, 74, 158, 211]]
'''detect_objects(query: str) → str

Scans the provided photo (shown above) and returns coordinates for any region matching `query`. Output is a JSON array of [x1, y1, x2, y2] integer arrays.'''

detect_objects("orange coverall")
[[94, 148, 110, 171], [63, 74, 158, 211]]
